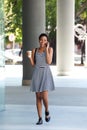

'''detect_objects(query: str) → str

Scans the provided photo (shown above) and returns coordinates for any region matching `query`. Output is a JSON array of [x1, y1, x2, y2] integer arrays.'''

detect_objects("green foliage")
[[46, 0, 87, 41], [75, 0, 87, 24], [46, 0, 56, 64], [4, 0, 87, 46], [0, 0, 4, 35], [4, 0, 22, 43], [46, 0, 56, 42]]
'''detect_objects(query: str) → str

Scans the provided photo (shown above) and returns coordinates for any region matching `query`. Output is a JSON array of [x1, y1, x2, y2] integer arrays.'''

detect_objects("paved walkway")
[[0, 105, 87, 130], [5, 86, 87, 106], [5, 65, 87, 87], [0, 65, 87, 130]]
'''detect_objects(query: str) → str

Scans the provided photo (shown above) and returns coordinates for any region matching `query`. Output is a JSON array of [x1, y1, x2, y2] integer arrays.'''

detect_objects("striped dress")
[[30, 50, 55, 92]]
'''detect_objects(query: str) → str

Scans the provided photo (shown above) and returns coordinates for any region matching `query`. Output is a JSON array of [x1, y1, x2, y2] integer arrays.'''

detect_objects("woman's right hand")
[[27, 49, 35, 66], [27, 50, 32, 58]]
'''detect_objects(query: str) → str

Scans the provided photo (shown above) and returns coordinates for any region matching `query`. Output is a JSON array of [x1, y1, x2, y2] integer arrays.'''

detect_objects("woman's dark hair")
[[39, 33, 49, 41]]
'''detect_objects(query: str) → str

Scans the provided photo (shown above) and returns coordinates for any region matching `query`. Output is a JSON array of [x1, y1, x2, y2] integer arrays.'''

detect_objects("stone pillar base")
[[22, 80, 31, 86], [57, 70, 73, 76]]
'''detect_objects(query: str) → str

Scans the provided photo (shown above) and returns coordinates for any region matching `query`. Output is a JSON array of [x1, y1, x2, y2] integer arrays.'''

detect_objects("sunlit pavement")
[[5, 64, 87, 87], [1, 65, 87, 130], [5, 65, 23, 87], [0, 105, 87, 130]]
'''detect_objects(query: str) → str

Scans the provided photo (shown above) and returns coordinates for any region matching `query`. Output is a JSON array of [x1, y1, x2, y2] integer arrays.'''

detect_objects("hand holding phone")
[[45, 42, 50, 47], [45, 42, 48, 47]]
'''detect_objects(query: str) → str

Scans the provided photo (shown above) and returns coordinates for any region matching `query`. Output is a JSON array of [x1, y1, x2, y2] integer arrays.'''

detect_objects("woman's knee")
[[42, 91, 48, 98], [36, 92, 42, 100]]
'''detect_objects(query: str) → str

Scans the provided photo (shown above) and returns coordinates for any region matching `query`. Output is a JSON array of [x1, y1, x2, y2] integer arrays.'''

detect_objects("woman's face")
[[39, 36, 48, 48]]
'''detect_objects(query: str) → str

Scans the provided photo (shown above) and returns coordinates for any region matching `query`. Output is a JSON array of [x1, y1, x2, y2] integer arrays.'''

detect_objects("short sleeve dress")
[[30, 49, 55, 92]]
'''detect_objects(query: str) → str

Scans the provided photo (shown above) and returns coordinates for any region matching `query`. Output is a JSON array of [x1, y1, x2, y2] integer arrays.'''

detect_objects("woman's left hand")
[[46, 42, 50, 50]]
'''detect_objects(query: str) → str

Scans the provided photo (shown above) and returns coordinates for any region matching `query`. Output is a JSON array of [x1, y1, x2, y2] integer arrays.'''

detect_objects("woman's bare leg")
[[36, 92, 42, 118], [42, 91, 49, 112], [42, 91, 50, 122]]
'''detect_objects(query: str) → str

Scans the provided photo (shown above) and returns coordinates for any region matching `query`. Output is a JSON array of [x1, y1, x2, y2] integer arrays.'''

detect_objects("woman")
[[27, 33, 55, 125]]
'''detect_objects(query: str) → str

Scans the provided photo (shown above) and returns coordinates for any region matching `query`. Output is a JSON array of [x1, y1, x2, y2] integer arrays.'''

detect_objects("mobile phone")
[[45, 42, 48, 47]]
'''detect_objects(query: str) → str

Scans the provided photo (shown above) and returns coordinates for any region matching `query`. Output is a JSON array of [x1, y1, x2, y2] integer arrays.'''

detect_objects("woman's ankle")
[[45, 111, 50, 122], [36, 117, 43, 125]]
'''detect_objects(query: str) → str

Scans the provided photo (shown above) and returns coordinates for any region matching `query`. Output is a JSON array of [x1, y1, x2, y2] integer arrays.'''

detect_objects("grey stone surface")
[[1, 65, 87, 130], [0, 105, 87, 130]]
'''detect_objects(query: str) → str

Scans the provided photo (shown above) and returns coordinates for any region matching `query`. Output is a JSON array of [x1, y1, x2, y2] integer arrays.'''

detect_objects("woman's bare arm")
[[45, 46, 53, 64], [27, 49, 35, 66]]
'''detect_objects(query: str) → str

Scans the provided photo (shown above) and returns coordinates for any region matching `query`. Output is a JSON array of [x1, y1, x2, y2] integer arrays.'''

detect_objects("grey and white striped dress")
[[30, 50, 55, 92]]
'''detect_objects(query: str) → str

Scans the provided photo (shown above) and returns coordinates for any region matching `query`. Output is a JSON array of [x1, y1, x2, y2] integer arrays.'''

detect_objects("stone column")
[[22, 0, 45, 85], [56, 0, 75, 75]]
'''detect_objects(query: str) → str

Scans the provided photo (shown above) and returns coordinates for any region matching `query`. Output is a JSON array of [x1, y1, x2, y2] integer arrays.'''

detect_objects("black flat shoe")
[[45, 111, 51, 122], [36, 117, 43, 125]]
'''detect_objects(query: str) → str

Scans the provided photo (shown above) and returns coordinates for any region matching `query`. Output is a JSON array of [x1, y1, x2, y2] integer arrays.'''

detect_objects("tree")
[[46, 0, 56, 64], [4, 0, 87, 60], [75, 0, 87, 26], [46, 0, 56, 42], [4, 0, 22, 43]]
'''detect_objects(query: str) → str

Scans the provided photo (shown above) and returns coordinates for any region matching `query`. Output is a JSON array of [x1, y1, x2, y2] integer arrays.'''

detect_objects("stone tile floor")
[[0, 105, 87, 130]]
